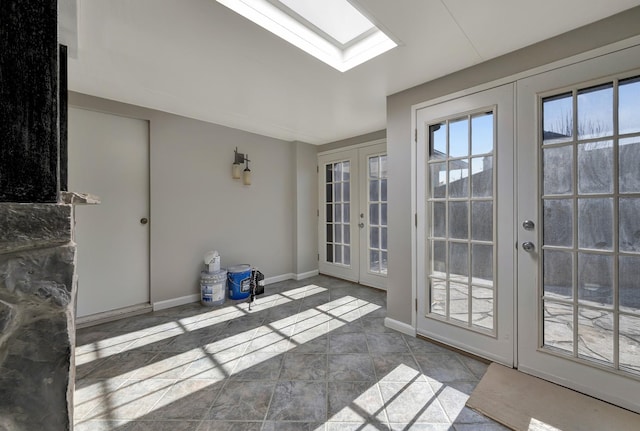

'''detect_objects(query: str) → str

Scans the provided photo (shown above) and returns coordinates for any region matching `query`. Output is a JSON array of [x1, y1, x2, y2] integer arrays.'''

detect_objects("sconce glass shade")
[[243, 168, 252, 185], [232, 163, 242, 179]]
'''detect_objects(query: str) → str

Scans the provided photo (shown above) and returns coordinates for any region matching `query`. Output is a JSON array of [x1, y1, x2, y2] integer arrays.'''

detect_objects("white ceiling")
[[68, 0, 640, 145]]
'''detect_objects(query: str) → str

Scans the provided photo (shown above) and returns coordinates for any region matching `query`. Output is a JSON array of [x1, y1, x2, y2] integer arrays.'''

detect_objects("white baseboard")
[[295, 270, 319, 280], [384, 317, 416, 337], [264, 273, 294, 285], [153, 294, 200, 311], [76, 303, 153, 328], [152, 271, 318, 312]]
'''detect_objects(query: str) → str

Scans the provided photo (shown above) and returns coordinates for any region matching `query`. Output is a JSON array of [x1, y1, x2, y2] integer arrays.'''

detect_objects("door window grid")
[[540, 75, 640, 376], [427, 110, 497, 333], [368, 155, 388, 274], [325, 161, 351, 266]]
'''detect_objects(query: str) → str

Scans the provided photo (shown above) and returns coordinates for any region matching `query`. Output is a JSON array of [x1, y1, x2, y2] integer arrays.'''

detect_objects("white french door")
[[517, 45, 640, 413], [415, 42, 640, 413], [416, 84, 515, 365], [318, 143, 388, 289]]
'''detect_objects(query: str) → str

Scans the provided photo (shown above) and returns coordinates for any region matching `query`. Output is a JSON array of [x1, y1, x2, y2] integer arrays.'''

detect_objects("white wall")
[[68, 92, 317, 305], [385, 7, 640, 325]]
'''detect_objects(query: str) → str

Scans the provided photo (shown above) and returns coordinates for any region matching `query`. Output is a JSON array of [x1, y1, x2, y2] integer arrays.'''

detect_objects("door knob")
[[522, 220, 535, 230], [140, 218, 149, 225], [521, 241, 535, 252], [358, 222, 365, 228]]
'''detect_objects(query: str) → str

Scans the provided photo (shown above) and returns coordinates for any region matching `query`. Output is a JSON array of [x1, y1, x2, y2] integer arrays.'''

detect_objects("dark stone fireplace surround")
[[0, 194, 98, 430], [0, 1, 88, 429]]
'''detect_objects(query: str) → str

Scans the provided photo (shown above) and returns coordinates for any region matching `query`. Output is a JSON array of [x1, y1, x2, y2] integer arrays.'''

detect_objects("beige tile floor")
[[74, 275, 508, 431]]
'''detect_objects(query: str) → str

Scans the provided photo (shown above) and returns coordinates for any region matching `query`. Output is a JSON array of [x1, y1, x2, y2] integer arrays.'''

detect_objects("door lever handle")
[[358, 222, 365, 228]]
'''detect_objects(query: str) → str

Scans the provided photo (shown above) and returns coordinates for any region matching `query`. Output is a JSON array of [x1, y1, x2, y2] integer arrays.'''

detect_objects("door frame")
[[317, 139, 387, 286]]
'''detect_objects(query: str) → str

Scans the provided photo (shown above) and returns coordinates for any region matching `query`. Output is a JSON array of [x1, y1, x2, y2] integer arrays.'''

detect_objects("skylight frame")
[[216, 0, 398, 72], [270, 0, 374, 46]]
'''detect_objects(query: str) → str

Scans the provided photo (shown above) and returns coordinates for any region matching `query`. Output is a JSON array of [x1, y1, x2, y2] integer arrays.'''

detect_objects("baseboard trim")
[[384, 317, 416, 337], [153, 294, 200, 311], [147, 271, 320, 313], [264, 273, 294, 285], [295, 270, 319, 280], [76, 303, 153, 328]]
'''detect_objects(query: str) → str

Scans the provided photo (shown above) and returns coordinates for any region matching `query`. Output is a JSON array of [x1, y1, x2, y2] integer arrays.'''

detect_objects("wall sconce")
[[232, 147, 243, 179], [232, 147, 252, 185], [242, 155, 251, 185]]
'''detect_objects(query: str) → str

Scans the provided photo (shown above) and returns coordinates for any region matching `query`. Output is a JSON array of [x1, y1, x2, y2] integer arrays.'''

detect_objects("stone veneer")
[[0, 202, 77, 430]]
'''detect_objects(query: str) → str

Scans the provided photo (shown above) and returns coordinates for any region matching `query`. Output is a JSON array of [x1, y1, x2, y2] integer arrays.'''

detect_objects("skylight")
[[216, 0, 397, 72]]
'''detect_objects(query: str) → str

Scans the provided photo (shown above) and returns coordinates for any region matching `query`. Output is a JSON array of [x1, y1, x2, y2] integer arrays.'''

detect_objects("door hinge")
[[317, 253, 320, 261], [415, 213, 417, 227], [317, 165, 319, 173], [317, 209, 319, 217], [415, 128, 417, 143], [415, 298, 418, 312]]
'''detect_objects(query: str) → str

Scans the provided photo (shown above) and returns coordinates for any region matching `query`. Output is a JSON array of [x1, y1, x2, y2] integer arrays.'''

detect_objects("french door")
[[416, 43, 640, 413], [318, 143, 388, 289], [416, 84, 515, 366], [517, 45, 640, 413]]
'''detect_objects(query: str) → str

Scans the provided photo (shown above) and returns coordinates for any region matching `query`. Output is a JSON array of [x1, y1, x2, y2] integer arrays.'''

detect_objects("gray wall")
[[69, 92, 317, 305], [386, 6, 640, 325], [293, 141, 319, 275]]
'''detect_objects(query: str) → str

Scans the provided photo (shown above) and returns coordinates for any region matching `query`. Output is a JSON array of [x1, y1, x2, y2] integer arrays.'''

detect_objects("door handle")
[[522, 220, 535, 230], [521, 241, 535, 252], [358, 222, 365, 228], [140, 217, 149, 225]]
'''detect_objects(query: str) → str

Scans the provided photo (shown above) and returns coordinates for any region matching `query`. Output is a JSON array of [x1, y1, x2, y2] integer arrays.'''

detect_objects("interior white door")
[[416, 84, 515, 365], [517, 44, 640, 413], [69, 107, 150, 318]]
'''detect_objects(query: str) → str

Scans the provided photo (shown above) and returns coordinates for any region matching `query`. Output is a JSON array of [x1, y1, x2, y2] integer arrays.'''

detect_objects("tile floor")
[[74, 275, 508, 431]]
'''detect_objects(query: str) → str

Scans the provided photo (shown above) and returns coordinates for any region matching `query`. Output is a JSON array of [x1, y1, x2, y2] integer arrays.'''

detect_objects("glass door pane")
[[540, 76, 640, 377], [427, 110, 496, 333], [367, 154, 388, 275], [325, 160, 351, 266]]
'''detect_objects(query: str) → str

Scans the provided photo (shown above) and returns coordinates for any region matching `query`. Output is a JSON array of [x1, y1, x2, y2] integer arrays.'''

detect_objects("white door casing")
[[69, 107, 150, 318]]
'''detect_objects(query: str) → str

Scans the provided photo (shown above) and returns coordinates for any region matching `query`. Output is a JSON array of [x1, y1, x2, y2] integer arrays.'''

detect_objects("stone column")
[[0, 204, 76, 430], [0, 1, 83, 430]]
